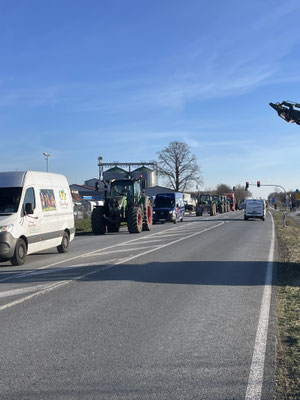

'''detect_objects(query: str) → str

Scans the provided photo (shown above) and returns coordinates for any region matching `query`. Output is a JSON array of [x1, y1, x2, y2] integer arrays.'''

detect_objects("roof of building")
[[132, 166, 154, 172], [105, 167, 128, 173], [70, 184, 95, 191]]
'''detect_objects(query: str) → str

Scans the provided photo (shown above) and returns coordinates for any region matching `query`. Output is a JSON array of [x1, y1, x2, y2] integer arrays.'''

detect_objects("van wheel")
[[11, 238, 27, 266], [57, 231, 69, 253]]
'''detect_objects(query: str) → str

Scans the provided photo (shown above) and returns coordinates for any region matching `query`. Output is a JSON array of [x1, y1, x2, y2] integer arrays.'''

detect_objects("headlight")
[[0, 224, 14, 233], [153, 211, 156, 214]]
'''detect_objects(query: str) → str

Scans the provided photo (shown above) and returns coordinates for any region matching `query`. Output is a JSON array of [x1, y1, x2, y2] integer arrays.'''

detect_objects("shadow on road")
[[0, 260, 297, 287]]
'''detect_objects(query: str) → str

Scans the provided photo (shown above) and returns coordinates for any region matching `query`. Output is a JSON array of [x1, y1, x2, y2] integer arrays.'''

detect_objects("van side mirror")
[[25, 203, 34, 215]]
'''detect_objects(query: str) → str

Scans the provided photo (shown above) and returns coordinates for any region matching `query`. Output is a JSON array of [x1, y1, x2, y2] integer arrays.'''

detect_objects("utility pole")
[[43, 153, 50, 172]]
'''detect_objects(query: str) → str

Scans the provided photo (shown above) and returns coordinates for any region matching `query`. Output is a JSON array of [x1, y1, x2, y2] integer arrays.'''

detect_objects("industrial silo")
[[103, 167, 129, 181], [131, 166, 157, 188]]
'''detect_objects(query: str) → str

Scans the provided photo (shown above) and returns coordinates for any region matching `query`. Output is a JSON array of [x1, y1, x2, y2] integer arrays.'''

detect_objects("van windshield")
[[0, 187, 23, 214], [155, 197, 174, 208]]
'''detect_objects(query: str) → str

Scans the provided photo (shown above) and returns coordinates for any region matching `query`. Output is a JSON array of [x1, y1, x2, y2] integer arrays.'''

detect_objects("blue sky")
[[1, 0, 300, 198]]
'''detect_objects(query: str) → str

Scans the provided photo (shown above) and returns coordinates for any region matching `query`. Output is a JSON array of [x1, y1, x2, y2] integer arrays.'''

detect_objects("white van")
[[0, 171, 75, 265], [244, 199, 266, 221]]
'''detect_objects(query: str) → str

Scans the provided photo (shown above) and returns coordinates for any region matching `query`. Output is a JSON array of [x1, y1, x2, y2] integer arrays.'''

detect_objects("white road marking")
[[0, 283, 56, 299], [154, 232, 186, 237], [0, 221, 225, 312], [245, 212, 275, 400], [80, 245, 158, 256], [137, 237, 171, 242], [0, 281, 69, 312]]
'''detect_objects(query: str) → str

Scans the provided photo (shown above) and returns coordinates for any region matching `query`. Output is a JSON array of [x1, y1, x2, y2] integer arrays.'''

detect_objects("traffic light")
[[257, 181, 260, 187], [245, 182, 249, 191]]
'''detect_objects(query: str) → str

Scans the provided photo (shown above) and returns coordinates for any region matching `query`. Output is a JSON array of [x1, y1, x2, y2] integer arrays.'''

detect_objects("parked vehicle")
[[91, 178, 152, 234], [244, 199, 266, 221], [0, 171, 75, 266], [153, 192, 185, 224], [184, 201, 194, 212], [238, 202, 245, 210]]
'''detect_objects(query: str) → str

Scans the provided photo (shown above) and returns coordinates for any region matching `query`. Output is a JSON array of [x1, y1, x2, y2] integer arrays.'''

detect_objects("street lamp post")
[[43, 153, 50, 172]]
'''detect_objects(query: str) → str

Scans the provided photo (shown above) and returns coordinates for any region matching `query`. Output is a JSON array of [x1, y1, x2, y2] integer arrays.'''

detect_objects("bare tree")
[[215, 183, 251, 201], [234, 184, 251, 203], [215, 184, 232, 195], [157, 141, 203, 192]]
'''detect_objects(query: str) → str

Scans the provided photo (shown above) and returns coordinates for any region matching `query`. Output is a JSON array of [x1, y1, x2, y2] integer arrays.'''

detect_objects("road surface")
[[0, 211, 275, 400]]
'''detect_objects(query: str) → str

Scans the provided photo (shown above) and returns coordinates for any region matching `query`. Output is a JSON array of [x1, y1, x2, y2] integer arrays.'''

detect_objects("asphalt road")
[[0, 211, 275, 400]]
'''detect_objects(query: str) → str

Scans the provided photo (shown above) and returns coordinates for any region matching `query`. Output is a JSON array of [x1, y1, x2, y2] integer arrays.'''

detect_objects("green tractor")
[[213, 194, 227, 214], [91, 179, 152, 234], [195, 194, 217, 216], [223, 196, 231, 212]]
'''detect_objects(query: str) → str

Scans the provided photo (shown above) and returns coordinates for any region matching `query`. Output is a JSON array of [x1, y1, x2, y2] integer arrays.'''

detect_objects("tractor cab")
[[110, 180, 135, 197]]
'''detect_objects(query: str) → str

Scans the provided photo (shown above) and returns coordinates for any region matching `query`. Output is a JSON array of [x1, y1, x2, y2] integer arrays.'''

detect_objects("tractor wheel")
[[142, 200, 152, 231], [127, 206, 143, 233], [107, 221, 120, 233], [196, 207, 202, 216], [91, 206, 106, 235]]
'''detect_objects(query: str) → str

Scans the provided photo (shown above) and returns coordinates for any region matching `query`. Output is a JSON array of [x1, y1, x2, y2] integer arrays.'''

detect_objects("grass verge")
[[75, 219, 127, 235], [75, 219, 92, 235], [272, 211, 300, 399]]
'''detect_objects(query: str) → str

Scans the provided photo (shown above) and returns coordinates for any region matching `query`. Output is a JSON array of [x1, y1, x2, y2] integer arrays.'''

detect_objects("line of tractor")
[[90, 177, 238, 235], [195, 193, 236, 216]]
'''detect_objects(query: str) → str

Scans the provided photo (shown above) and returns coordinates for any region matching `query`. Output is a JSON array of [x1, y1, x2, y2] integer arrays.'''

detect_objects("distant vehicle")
[[238, 202, 245, 210], [184, 201, 194, 212], [0, 171, 75, 266], [224, 192, 237, 211], [153, 192, 185, 224], [244, 199, 266, 221], [195, 194, 216, 216], [269, 101, 300, 125]]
